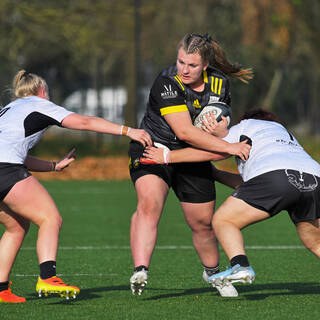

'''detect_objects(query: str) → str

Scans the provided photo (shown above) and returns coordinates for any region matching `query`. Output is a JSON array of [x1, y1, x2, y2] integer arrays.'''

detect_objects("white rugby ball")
[[193, 102, 232, 128]]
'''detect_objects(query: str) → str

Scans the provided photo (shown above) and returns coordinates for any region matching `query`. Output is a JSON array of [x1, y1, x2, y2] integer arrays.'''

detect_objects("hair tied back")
[[203, 33, 213, 43]]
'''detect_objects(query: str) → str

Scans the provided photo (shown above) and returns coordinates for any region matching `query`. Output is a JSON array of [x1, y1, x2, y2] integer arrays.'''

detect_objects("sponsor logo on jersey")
[[161, 84, 178, 99], [276, 139, 299, 148], [208, 96, 220, 104], [192, 99, 201, 109]]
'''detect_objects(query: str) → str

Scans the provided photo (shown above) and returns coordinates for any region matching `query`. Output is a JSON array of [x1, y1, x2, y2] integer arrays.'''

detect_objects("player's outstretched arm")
[[141, 145, 229, 165], [24, 148, 76, 172], [61, 113, 152, 147], [211, 166, 243, 189], [163, 112, 250, 160]]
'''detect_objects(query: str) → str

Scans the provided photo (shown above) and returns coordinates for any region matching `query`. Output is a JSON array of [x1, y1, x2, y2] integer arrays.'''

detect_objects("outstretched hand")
[[55, 148, 76, 171], [228, 140, 251, 161], [127, 128, 152, 147]]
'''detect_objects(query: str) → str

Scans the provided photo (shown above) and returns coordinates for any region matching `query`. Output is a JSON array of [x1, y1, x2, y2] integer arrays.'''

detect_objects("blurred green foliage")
[[0, 0, 319, 137], [29, 135, 130, 158]]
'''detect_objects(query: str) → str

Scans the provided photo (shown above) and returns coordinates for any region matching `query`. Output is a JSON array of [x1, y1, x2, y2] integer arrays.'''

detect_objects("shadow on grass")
[[237, 282, 320, 301], [24, 282, 320, 304], [25, 285, 129, 304], [144, 282, 320, 301]]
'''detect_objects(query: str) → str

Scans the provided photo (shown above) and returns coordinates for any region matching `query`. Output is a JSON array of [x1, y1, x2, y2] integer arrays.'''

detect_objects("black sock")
[[0, 281, 9, 292], [230, 255, 250, 267], [203, 264, 219, 276], [39, 260, 56, 279], [134, 265, 148, 272]]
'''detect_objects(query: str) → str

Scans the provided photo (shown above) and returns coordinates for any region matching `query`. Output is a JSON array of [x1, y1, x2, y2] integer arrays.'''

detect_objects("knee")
[[211, 214, 223, 228], [134, 201, 162, 227], [190, 216, 213, 234], [7, 220, 30, 240], [136, 201, 160, 219], [211, 214, 232, 234], [38, 212, 63, 230]]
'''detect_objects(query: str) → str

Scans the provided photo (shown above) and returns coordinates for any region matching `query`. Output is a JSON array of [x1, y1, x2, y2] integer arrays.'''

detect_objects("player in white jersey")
[[141, 108, 320, 291], [0, 70, 152, 303]]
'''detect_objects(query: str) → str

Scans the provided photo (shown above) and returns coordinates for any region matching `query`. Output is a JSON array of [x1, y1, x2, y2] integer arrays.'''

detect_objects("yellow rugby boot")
[[36, 276, 80, 300]]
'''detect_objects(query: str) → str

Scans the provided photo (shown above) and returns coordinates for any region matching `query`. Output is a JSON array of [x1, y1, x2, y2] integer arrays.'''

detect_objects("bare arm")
[[142, 145, 229, 164], [61, 113, 152, 147], [25, 148, 76, 172], [142, 147, 243, 189], [164, 111, 250, 160], [211, 165, 243, 189]]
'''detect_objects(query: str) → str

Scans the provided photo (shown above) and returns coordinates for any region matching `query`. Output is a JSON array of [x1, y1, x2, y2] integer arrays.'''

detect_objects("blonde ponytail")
[[12, 70, 48, 99]]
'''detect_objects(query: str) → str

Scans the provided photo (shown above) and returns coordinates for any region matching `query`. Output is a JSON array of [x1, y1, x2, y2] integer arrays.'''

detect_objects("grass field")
[[1, 180, 319, 319]]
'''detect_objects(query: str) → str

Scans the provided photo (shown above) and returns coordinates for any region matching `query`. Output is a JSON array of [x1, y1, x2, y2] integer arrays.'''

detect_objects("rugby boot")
[[209, 264, 255, 286], [36, 276, 80, 300], [130, 268, 148, 296], [203, 270, 238, 297], [0, 282, 26, 303]]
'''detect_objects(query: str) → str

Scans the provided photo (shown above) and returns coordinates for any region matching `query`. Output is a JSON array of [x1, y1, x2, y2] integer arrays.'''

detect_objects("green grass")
[[1, 181, 319, 319]]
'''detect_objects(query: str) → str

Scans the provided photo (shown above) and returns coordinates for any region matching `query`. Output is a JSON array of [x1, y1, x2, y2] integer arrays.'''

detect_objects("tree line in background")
[[0, 0, 319, 136]]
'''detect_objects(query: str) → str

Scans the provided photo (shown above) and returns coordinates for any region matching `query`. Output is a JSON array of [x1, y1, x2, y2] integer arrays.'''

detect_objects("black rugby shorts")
[[128, 141, 216, 203], [232, 169, 320, 224], [0, 163, 31, 201]]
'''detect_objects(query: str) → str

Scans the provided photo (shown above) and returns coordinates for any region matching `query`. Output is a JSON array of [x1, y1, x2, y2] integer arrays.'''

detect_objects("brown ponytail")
[[177, 33, 253, 84]]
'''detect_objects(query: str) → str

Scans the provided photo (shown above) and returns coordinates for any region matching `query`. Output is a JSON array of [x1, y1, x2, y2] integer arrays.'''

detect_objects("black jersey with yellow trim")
[[139, 64, 231, 149]]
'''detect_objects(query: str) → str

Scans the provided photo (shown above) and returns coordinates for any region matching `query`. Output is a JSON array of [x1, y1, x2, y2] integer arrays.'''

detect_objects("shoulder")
[[159, 64, 177, 77], [206, 66, 228, 79], [151, 68, 183, 95]]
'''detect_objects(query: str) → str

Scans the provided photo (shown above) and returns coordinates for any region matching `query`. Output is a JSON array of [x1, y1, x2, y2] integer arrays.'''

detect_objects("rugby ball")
[[193, 101, 232, 128]]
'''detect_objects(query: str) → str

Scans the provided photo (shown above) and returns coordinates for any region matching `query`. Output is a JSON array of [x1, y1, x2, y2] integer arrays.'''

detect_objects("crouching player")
[[0, 70, 152, 303], [141, 108, 320, 291], [0, 150, 77, 303]]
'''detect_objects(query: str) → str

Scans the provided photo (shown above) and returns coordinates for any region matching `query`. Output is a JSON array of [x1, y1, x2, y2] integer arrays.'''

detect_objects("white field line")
[[15, 273, 117, 277], [20, 245, 304, 250]]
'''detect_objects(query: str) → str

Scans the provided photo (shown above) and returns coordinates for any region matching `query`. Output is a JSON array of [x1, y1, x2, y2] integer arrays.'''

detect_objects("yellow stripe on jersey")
[[203, 70, 208, 83], [174, 76, 185, 91], [211, 76, 223, 95], [160, 105, 188, 116], [214, 76, 218, 93], [218, 78, 222, 95]]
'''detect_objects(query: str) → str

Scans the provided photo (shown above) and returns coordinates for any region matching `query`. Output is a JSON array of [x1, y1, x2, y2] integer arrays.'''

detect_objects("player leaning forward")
[[0, 70, 152, 303], [143, 108, 320, 289], [128, 33, 252, 297]]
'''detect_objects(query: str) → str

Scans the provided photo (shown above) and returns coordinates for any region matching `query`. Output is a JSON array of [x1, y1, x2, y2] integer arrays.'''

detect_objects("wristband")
[[163, 149, 170, 165], [121, 125, 129, 136], [51, 161, 56, 171]]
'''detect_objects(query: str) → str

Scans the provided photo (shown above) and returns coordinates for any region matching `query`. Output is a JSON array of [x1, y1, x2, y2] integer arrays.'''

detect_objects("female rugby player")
[[143, 109, 320, 292], [128, 33, 252, 297], [0, 70, 151, 303]]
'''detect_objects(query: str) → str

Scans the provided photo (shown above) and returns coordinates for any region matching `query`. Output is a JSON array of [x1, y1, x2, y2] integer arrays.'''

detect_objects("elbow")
[[175, 128, 192, 142], [78, 117, 91, 130]]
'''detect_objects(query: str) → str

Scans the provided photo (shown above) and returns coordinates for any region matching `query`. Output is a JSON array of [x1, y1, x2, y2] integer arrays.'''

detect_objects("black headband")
[[191, 33, 214, 43], [21, 71, 29, 79]]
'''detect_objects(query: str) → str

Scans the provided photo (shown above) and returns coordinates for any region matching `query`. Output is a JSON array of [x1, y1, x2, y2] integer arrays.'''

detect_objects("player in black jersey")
[[129, 33, 252, 297]]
